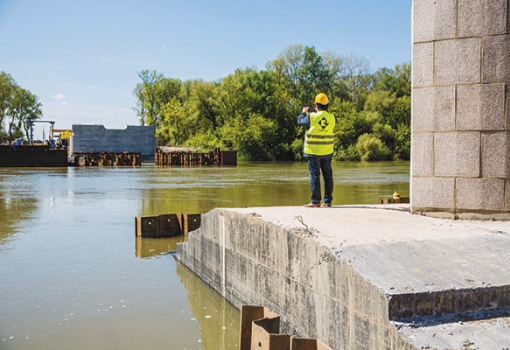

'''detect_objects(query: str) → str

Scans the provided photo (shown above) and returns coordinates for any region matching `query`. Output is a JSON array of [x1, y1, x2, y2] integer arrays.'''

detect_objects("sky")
[[0, 0, 411, 135]]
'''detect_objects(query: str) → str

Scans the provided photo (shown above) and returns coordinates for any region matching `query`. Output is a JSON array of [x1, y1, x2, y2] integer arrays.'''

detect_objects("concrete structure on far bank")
[[411, 0, 510, 220], [70, 125, 156, 160]]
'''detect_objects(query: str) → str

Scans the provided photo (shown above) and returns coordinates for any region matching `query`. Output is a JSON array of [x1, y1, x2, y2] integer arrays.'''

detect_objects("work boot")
[[303, 202, 320, 208]]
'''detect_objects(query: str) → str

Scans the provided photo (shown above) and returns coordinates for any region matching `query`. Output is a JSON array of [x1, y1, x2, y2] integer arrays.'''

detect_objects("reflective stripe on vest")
[[304, 111, 336, 155]]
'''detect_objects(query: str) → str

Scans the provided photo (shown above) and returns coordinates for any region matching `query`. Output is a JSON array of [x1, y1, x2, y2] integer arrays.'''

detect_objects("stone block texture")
[[457, 178, 506, 211], [413, 0, 456, 42], [483, 35, 510, 83], [507, 181, 510, 210], [412, 0, 510, 218], [434, 132, 480, 177], [411, 177, 455, 209], [458, 0, 507, 37], [457, 84, 506, 130], [412, 87, 455, 132], [412, 43, 434, 87], [482, 132, 510, 177], [435, 39, 481, 85], [411, 133, 434, 176]]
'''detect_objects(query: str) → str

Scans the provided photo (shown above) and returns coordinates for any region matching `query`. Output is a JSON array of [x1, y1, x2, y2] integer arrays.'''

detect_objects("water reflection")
[[176, 260, 240, 350], [0, 168, 70, 249], [135, 236, 185, 258]]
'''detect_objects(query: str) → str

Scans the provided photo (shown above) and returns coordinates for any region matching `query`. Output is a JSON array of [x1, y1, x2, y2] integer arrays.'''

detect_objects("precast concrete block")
[[411, 177, 455, 209], [482, 132, 510, 177], [412, 43, 434, 87], [435, 38, 481, 85], [458, 0, 507, 37], [457, 178, 506, 211], [483, 34, 510, 83], [457, 84, 506, 130], [413, 0, 456, 43], [412, 86, 455, 132], [411, 133, 434, 176], [434, 132, 480, 177]]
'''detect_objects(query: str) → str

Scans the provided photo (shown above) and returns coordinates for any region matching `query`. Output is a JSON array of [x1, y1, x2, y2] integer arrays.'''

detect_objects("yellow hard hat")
[[314, 93, 329, 105]]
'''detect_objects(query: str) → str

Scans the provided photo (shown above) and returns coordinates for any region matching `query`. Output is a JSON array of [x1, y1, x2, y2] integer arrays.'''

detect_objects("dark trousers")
[[307, 154, 333, 204]]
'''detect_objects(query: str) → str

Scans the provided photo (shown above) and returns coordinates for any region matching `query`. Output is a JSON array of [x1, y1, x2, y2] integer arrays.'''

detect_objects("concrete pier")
[[176, 205, 510, 349], [411, 0, 510, 220]]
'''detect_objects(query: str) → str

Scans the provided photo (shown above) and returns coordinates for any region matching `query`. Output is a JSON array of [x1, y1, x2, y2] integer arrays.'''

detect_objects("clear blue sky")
[[0, 0, 411, 132]]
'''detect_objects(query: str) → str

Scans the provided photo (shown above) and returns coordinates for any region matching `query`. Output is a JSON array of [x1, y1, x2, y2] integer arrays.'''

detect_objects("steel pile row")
[[135, 213, 201, 238], [155, 147, 237, 166], [240, 306, 331, 350], [73, 152, 142, 166]]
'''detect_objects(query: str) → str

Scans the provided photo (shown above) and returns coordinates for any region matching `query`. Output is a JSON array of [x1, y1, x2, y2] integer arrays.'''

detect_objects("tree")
[[133, 70, 164, 127], [7, 85, 42, 141], [0, 72, 16, 142], [132, 46, 411, 161]]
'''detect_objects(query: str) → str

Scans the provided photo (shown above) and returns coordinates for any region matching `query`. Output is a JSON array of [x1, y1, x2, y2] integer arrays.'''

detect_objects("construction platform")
[[176, 205, 510, 349]]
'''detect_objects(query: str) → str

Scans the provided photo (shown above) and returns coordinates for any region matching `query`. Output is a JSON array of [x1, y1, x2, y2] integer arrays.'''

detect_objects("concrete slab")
[[178, 205, 510, 348], [232, 204, 510, 292], [230, 205, 510, 347]]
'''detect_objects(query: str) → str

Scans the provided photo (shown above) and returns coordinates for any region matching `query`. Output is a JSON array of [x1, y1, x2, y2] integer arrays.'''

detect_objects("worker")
[[297, 93, 336, 208]]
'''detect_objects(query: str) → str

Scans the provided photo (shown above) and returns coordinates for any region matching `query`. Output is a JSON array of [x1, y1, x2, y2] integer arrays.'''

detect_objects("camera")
[[307, 107, 315, 113]]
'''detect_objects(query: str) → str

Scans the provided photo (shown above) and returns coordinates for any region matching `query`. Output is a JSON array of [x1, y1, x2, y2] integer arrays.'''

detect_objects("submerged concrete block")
[[435, 38, 481, 85], [411, 133, 434, 176], [457, 84, 506, 131], [412, 87, 455, 132], [412, 43, 434, 87], [458, 0, 507, 37], [411, 177, 455, 209], [483, 35, 510, 83], [457, 178, 505, 211], [482, 132, 510, 177], [434, 132, 480, 177], [413, 0, 456, 42]]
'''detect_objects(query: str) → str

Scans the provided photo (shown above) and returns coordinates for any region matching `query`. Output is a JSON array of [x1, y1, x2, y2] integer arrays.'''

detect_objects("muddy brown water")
[[0, 161, 409, 350]]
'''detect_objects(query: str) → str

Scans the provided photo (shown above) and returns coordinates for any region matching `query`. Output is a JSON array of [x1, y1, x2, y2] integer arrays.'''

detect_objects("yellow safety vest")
[[304, 111, 336, 156]]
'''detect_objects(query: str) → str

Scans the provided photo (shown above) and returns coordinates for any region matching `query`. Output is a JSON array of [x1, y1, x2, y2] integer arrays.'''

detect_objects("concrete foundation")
[[176, 205, 510, 349], [70, 125, 156, 160]]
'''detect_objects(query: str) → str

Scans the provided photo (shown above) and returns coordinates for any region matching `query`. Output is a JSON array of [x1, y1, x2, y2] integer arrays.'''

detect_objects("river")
[[0, 161, 409, 350]]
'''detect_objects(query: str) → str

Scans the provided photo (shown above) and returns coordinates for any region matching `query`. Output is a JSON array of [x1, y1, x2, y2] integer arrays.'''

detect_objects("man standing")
[[297, 93, 336, 208]]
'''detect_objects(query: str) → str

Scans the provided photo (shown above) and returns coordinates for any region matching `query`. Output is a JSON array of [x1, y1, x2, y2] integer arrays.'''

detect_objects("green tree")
[[372, 63, 411, 98], [0, 72, 16, 142], [7, 85, 42, 141], [133, 70, 164, 127], [355, 133, 392, 161]]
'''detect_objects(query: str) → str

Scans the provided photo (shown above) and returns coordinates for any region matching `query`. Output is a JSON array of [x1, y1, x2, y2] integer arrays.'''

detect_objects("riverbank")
[[176, 204, 510, 349]]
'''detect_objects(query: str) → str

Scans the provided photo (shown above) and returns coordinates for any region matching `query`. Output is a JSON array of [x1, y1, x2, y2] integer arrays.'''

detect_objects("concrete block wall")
[[411, 0, 510, 219], [176, 209, 415, 350], [70, 125, 156, 160]]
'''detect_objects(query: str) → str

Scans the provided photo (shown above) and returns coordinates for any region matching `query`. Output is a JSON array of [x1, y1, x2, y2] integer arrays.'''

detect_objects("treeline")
[[134, 45, 411, 161], [0, 72, 43, 143]]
